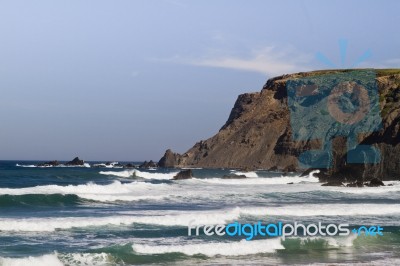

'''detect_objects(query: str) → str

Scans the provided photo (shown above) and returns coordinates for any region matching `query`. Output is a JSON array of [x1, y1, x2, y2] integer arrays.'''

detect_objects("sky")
[[0, 0, 399, 161]]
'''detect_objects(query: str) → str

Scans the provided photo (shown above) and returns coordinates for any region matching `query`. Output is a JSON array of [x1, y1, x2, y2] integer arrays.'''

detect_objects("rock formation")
[[37, 160, 60, 167], [173, 169, 193, 180], [159, 69, 400, 182], [139, 160, 158, 168], [65, 157, 85, 166]]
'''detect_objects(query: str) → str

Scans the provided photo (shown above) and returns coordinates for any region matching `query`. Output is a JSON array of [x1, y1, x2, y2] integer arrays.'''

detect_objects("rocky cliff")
[[159, 69, 400, 181]]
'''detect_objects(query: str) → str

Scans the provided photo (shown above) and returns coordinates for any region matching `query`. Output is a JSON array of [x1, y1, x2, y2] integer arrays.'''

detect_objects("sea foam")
[[133, 238, 284, 256], [1, 203, 399, 232], [100, 169, 178, 180], [0, 254, 63, 266], [0, 181, 169, 202]]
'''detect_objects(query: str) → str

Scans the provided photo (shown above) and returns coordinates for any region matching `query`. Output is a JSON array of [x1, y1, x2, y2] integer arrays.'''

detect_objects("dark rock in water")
[[268, 166, 278, 171], [239, 166, 256, 172], [37, 160, 60, 167], [321, 181, 345, 187], [283, 165, 296, 173], [287, 182, 294, 185], [387, 183, 394, 186], [65, 157, 84, 166], [124, 163, 136, 168], [222, 174, 247, 179], [346, 181, 364, 187], [173, 170, 193, 180], [139, 160, 158, 168], [366, 178, 385, 187], [158, 149, 181, 168]]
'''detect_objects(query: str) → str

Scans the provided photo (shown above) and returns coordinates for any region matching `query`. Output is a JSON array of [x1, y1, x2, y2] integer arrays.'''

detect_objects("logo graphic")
[[188, 220, 384, 241], [286, 41, 382, 168]]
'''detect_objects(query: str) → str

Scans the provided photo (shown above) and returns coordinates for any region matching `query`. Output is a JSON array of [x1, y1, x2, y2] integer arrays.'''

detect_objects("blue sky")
[[0, 0, 399, 161]]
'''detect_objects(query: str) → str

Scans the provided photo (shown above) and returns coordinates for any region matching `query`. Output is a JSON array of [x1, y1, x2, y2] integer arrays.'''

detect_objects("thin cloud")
[[180, 47, 312, 76]]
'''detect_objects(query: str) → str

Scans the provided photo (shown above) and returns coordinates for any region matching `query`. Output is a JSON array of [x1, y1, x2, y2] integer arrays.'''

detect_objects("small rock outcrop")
[[124, 163, 136, 168], [173, 170, 193, 180], [158, 149, 182, 168], [37, 160, 60, 167], [139, 160, 158, 168], [65, 157, 85, 166], [366, 178, 385, 187]]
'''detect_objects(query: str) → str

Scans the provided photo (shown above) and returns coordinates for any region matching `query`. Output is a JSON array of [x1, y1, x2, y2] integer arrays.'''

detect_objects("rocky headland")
[[159, 69, 400, 183]]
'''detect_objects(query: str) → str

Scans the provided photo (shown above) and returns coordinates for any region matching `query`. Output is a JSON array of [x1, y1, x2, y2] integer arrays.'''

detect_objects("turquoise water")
[[0, 161, 399, 265]]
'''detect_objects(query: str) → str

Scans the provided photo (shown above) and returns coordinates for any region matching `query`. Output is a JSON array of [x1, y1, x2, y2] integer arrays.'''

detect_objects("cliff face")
[[159, 69, 400, 181]]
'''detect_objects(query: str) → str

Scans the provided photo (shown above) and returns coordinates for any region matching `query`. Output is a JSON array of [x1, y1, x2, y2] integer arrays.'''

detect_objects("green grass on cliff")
[[298, 68, 400, 77], [376, 69, 400, 76]]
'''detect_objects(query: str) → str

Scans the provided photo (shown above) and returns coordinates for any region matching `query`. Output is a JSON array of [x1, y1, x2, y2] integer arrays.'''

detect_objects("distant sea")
[[0, 160, 399, 265]]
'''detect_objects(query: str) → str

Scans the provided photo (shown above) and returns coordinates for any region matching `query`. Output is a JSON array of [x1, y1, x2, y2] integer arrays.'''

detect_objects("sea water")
[[0, 161, 400, 265]]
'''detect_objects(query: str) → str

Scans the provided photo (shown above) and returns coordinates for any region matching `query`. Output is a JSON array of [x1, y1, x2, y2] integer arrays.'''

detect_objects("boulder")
[[283, 165, 297, 173], [366, 178, 385, 187], [65, 157, 84, 166], [124, 163, 136, 168], [173, 170, 193, 180]]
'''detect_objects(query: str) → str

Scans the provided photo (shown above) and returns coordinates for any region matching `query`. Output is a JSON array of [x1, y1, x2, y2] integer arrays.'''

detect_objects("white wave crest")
[[58, 252, 112, 266], [16, 163, 91, 168], [293, 233, 357, 248], [0, 181, 169, 202], [230, 170, 259, 178], [195, 174, 319, 185], [2, 202, 399, 232], [326, 181, 400, 194], [0, 254, 63, 266], [100, 169, 179, 180], [240, 203, 400, 217], [133, 238, 284, 256], [15, 164, 36, 168], [0, 209, 241, 232], [0, 252, 113, 266]]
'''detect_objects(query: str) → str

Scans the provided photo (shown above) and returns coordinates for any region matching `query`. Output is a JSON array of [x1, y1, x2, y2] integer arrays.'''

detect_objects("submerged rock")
[[173, 170, 193, 180], [222, 174, 247, 179]]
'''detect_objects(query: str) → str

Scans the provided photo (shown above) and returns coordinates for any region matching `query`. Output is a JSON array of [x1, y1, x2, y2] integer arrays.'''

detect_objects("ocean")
[[0, 160, 399, 265]]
